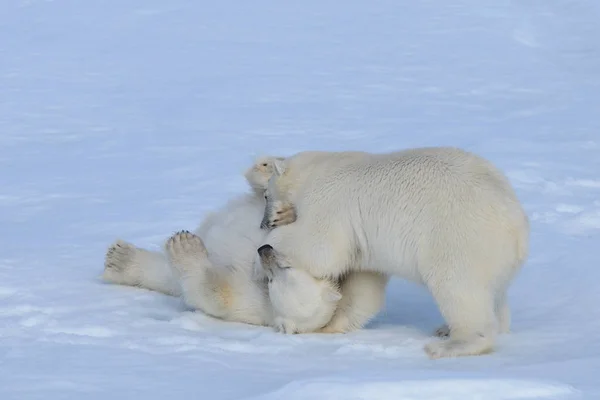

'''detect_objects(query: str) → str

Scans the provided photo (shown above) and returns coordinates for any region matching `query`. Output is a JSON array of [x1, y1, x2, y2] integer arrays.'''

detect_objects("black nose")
[[257, 244, 273, 256]]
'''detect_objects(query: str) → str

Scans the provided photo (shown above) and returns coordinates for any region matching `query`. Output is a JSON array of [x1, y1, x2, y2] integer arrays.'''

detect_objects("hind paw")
[[165, 230, 208, 274], [434, 324, 450, 338], [424, 336, 494, 359], [103, 239, 141, 286]]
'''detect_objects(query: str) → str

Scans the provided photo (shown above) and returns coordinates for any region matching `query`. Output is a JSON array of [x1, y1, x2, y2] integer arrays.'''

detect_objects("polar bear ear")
[[323, 287, 342, 303], [272, 158, 287, 177]]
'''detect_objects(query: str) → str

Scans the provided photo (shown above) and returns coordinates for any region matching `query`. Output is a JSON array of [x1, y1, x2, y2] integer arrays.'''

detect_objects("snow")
[[1, 0, 599, 399]]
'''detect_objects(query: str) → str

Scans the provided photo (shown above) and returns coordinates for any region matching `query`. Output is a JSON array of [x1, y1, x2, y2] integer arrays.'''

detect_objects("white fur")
[[257, 244, 342, 334], [244, 155, 285, 197], [103, 156, 341, 333], [259, 147, 530, 358], [318, 271, 389, 334]]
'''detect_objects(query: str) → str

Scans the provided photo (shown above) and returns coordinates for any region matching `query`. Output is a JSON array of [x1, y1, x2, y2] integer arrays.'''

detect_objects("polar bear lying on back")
[[102, 156, 387, 334], [257, 147, 529, 358], [102, 156, 343, 333]]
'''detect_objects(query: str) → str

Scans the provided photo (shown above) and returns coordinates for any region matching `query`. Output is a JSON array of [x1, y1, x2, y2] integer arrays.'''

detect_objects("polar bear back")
[[268, 147, 528, 283]]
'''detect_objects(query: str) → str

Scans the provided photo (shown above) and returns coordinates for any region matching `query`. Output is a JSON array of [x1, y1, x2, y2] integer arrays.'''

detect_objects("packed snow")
[[1, 0, 599, 399]]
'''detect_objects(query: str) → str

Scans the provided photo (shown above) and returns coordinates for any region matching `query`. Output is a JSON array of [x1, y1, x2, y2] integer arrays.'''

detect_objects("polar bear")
[[102, 156, 342, 333], [257, 147, 530, 358]]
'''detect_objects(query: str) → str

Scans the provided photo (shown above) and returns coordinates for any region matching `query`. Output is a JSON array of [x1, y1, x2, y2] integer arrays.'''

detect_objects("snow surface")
[[1, 0, 599, 399]]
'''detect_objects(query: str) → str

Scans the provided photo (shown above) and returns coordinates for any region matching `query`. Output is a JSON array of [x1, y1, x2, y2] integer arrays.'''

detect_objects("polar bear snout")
[[257, 244, 278, 280], [257, 244, 278, 267], [257, 244, 274, 257]]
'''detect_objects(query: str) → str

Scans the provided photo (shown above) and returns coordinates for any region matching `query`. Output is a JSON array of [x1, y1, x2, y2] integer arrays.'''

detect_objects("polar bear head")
[[257, 244, 341, 334], [260, 158, 294, 230], [244, 156, 286, 196]]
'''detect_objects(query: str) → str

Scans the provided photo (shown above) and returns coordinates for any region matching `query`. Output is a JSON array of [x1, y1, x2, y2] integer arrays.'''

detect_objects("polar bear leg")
[[318, 271, 389, 334], [425, 279, 497, 359], [103, 240, 181, 296], [434, 289, 511, 337], [165, 231, 233, 319]]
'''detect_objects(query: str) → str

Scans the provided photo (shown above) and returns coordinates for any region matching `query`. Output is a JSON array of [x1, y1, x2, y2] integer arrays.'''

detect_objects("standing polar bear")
[[258, 147, 529, 359]]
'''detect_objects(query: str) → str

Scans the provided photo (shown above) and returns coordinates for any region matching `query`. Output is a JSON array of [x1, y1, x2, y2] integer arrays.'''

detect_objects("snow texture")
[[1, 0, 599, 399]]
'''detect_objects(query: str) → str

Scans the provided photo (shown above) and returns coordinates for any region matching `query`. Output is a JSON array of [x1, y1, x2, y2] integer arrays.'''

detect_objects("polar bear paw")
[[434, 324, 451, 338], [317, 324, 348, 334], [424, 335, 494, 359], [165, 230, 208, 275], [261, 200, 297, 230], [103, 239, 142, 286], [317, 314, 351, 334], [273, 317, 298, 335]]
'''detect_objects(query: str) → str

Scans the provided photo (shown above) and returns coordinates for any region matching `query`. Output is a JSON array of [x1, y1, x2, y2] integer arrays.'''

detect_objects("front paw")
[[273, 318, 298, 334], [272, 202, 297, 226], [261, 201, 297, 230]]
